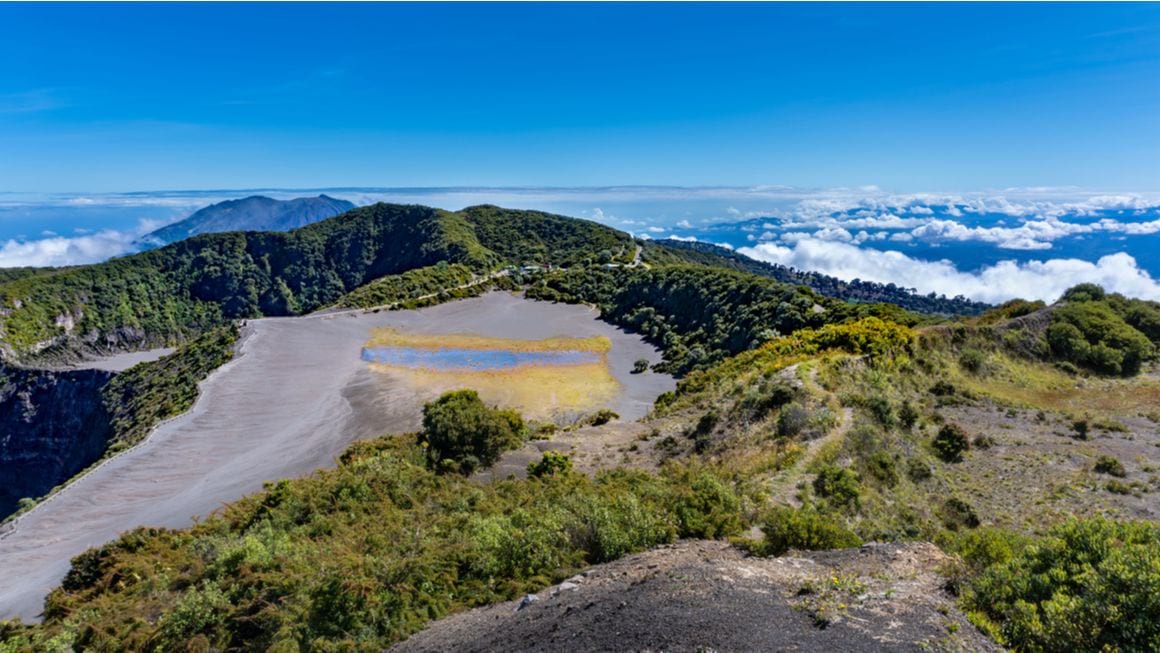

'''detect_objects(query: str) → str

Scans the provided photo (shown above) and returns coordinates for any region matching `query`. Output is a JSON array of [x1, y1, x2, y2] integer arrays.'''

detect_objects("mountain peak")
[[144, 195, 356, 245]]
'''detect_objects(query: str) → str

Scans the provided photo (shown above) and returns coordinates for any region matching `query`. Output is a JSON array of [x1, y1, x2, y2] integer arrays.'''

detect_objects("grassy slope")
[[7, 304, 1154, 650]]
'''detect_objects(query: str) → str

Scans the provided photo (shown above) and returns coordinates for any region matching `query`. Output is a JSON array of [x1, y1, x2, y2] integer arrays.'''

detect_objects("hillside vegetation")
[[0, 204, 631, 362], [0, 327, 238, 520], [3, 293, 1156, 650], [0, 197, 1157, 651], [645, 239, 991, 316], [527, 264, 921, 374]]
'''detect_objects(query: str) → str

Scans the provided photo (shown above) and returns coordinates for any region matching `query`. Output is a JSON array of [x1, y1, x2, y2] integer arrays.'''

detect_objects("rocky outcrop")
[[392, 540, 998, 653], [0, 365, 114, 517]]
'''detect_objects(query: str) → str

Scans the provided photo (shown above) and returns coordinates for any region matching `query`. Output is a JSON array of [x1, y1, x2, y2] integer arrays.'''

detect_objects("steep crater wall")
[[0, 365, 114, 518]]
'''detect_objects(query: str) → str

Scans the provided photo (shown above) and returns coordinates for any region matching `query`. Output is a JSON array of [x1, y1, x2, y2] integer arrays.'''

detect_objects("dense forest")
[[527, 265, 921, 374], [0, 204, 632, 362], [646, 240, 991, 316]]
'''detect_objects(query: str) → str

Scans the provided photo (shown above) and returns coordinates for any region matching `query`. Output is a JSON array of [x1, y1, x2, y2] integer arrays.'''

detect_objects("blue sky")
[[2, 3, 1158, 192], [2, 4, 1159, 303]]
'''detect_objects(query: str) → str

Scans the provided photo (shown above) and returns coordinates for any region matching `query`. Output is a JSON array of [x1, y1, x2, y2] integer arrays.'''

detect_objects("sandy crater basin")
[[0, 292, 674, 621]]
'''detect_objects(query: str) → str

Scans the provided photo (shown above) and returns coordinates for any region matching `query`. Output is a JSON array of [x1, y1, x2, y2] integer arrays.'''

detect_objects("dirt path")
[[766, 363, 855, 505], [310, 269, 510, 318]]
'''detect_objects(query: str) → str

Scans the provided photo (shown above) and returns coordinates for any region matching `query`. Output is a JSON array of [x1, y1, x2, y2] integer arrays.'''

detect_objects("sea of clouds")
[[1, 186, 1157, 303]]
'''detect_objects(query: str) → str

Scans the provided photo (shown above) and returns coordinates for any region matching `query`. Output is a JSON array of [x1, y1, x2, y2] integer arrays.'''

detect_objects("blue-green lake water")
[[361, 346, 601, 371]]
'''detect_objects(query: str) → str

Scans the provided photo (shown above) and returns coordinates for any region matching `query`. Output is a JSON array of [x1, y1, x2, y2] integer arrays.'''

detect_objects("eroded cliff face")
[[0, 365, 114, 517]]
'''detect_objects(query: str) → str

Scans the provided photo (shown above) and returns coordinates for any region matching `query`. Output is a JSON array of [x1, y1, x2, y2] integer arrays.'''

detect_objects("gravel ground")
[[392, 540, 999, 653], [0, 292, 672, 621]]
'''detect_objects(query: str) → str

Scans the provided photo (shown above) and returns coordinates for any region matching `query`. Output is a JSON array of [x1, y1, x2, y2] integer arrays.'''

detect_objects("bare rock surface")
[[392, 540, 998, 653]]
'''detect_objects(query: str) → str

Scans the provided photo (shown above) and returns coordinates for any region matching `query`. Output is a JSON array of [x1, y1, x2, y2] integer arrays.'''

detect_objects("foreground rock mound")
[[393, 540, 996, 653]]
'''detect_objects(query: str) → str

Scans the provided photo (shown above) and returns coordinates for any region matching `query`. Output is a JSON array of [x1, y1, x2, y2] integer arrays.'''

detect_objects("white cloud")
[[0, 219, 165, 268], [738, 239, 1160, 303], [667, 235, 699, 242], [676, 219, 693, 229], [647, 226, 667, 233]]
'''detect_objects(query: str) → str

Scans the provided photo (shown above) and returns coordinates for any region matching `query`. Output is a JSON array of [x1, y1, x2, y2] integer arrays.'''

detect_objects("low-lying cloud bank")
[[0, 221, 162, 268], [738, 239, 1160, 304]]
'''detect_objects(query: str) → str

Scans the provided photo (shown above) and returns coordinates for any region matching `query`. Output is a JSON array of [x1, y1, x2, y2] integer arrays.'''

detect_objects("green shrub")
[[419, 390, 525, 474], [1072, 419, 1090, 440], [813, 464, 861, 508], [1061, 283, 1106, 302], [777, 402, 810, 437], [930, 380, 956, 396], [759, 506, 862, 556], [1048, 298, 1154, 376], [964, 518, 1160, 652], [155, 581, 231, 648], [959, 348, 986, 373], [582, 409, 620, 427], [1094, 455, 1127, 478], [934, 423, 970, 462], [527, 451, 573, 478], [899, 400, 920, 430], [940, 497, 980, 531], [973, 435, 997, 449], [866, 451, 899, 487], [865, 395, 896, 428], [667, 468, 743, 539], [631, 358, 650, 374], [738, 379, 797, 421], [1106, 480, 1133, 495], [908, 459, 933, 482]]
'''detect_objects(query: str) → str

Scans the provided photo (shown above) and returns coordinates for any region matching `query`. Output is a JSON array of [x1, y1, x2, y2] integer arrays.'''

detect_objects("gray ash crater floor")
[[0, 292, 672, 621]]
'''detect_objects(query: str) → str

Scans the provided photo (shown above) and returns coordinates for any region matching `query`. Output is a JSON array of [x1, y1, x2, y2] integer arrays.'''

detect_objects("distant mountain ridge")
[[143, 194, 356, 244], [645, 239, 991, 316]]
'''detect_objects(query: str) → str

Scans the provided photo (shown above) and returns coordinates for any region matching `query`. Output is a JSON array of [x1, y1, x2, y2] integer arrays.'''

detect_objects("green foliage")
[[1061, 283, 1106, 303], [419, 390, 525, 474], [777, 402, 810, 437], [666, 466, 744, 539], [100, 325, 238, 453], [1094, 455, 1127, 478], [462, 204, 632, 267], [528, 265, 844, 374], [934, 423, 971, 463], [1105, 480, 1134, 495], [631, 358, 650, 374], [898, 400, 920, 430], [644, 239, 988, 316], [334, 262, 477, 309], [864, 395, 897, 428], [959, 348, 986, 373], [1048, 295, 1155, 376], [812, 464, 861, 508], [866, 451, 899, 487], [940, 497, 980, 531], [580, 409, 620, 427], [963, 518, 1160, 652], [759, 506, 863, 556], [526, 451, 572, 478], [6, 438, 748, 650], [0, 204, 631, 360]]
